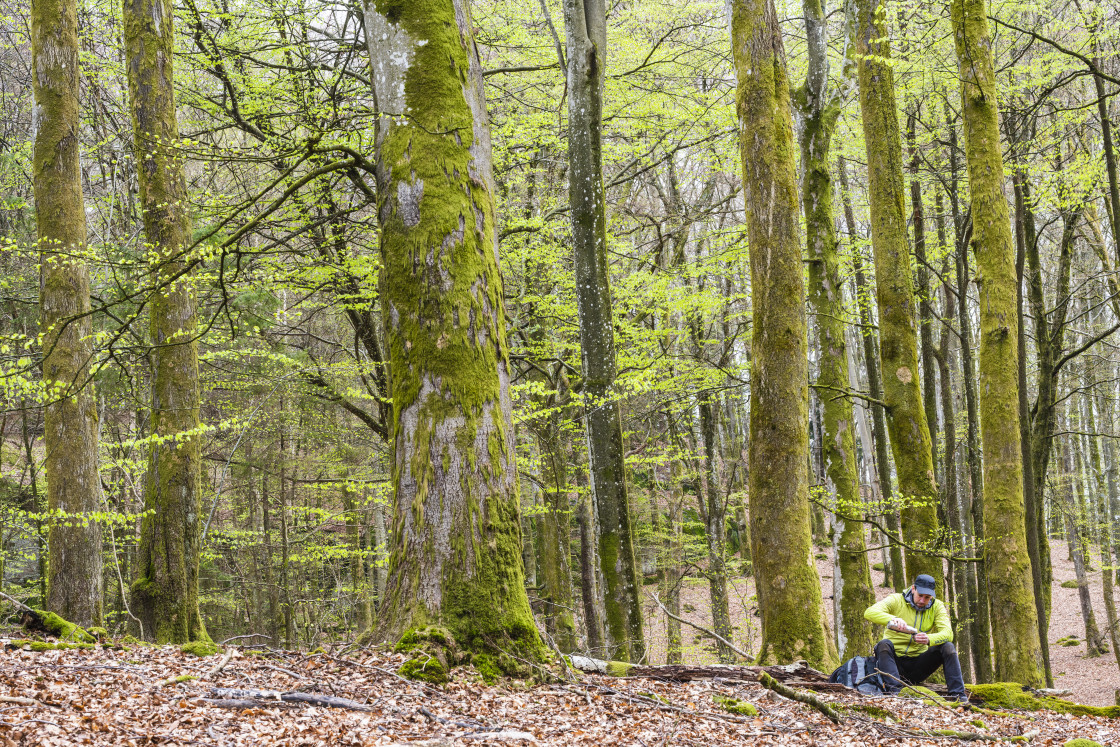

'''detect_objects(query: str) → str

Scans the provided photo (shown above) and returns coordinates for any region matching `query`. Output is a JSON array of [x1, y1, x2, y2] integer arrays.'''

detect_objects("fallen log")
[[207, 687, 371, 711]]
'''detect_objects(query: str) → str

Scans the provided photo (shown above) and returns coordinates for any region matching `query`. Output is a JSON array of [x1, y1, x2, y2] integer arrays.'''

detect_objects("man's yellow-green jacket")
[[864, 590, 953, 657]]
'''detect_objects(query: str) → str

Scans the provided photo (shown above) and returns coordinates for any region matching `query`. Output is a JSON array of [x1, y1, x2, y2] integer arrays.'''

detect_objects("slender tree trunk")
[[1086, 378, 1120, 666], [1065, 420, 1105, 657], [536, 398, 577, 652], [1012, 169, 1053, 686], [125, 0, 207, 643], [851, 0, 941, 584], [698, 391, 733, 662], [797, 0, 875, 661], [730, 0, 834, 669], [261, 466, 279, 646], [1097, 384, 1120, 671], [363, 0, 544, 669], [951, 0, 1044, 686], [579, 484, 605, 654], [32, 0, 103, 627], [343, 475, 372, 635], [561, 0, 645, 662], [840, 163, 904, 591]]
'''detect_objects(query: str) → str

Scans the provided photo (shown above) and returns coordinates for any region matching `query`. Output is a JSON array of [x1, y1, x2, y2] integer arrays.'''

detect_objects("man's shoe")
[[948, 694, 969, 705]]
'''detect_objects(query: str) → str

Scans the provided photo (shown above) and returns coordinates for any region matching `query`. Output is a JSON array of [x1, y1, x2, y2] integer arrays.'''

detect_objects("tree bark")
[[851, 0, 942, 585], [730, 0, 834, 669], [797, 0, 875, 662], [364, 0, 544, 668], [32, 0, 103, 627], [561, 0, 645, 662], [951, 0, 1044, 686], [125, 0, 207, 643], [840, 160, 904, 592]]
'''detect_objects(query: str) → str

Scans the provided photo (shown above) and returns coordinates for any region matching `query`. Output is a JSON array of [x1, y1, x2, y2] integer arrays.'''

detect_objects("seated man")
[[864, 573, 968, 703]]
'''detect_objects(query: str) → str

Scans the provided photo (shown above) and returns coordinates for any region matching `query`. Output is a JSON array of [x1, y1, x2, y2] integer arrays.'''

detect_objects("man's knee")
[[875, 639, 896, 655], [939, 642, 957, 656]]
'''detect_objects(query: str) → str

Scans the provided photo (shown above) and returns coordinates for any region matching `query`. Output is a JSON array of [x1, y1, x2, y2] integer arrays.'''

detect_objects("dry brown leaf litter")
[[0, 643, 1116, 746]]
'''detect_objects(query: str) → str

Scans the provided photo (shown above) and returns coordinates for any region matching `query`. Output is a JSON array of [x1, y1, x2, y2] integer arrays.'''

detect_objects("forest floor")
[[0, 640, 1117, 746], [642, 545, 1120, 706]]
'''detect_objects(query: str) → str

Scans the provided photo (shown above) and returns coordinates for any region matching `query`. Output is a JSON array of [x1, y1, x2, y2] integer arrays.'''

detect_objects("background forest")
[[2, 0, 1120, 701]]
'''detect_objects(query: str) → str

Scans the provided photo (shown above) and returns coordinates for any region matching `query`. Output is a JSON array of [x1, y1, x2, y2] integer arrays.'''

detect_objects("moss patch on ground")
[[7, 639, 95, 651], [842, 703, 896, 721], [1056, 635, 1081, 647], [1060, 580, 1080, 589], [967, 683, 1120, 718], [1063, 740, 1104, 747], [713, 695, 757, 716], [180, 640, 219, 657]]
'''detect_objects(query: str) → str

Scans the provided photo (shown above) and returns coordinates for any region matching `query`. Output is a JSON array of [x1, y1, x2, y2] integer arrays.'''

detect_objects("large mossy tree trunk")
[[363, 0, 545, 672], [950, 0, 1044, 687], [562, 0, 645, 663], [851, 0, 941, 584], [31, 0, 103, 627], [124, 0, 208, 644], [797, 0, 875, 662], [730, 0, 835, 669]]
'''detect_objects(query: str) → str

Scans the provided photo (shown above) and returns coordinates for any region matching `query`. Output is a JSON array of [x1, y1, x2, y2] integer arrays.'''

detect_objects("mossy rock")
[[872, 562, 885, 571], [1061, 580, 1080, 589], [1057, 636, 1081, 647], [967, 683, 1120, 718], [713, 695, 757, 716], [180, 640, 220, 657], [969, 719, 986, 729], [399, 653, 450, 684], [1064, 740, 1104, 747]]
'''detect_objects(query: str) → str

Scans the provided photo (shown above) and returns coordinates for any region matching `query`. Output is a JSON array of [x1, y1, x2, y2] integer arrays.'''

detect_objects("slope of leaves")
[[0, 640, 1117, 745]]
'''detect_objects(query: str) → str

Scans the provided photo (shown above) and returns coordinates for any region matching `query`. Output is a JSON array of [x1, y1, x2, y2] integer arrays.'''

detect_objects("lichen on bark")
[[364, 0, 545, 673], [730, 0, 835, 670]]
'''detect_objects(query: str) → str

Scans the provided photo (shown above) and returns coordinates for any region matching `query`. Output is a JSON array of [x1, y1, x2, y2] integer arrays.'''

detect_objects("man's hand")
[[888, 617, 908, 632], [914, 632, 930, 645]]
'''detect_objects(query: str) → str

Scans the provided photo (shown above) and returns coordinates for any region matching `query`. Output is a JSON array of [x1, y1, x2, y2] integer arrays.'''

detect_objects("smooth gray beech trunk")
[[562, 0, 645, 662], [32, 0, 103, 627]]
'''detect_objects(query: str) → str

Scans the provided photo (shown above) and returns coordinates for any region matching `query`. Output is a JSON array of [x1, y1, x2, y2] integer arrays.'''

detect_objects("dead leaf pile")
[[0, 640, 1116, 745]]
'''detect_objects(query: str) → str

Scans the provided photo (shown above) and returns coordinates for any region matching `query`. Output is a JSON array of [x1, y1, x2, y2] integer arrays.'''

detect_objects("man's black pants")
[[874, 639, 966, 699]]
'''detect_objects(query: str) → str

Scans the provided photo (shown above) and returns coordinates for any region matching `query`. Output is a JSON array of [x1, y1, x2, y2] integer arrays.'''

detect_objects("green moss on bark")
[[950, 0, 1044, 687], [730, 0, 835, 670], [364, 0, 547, 674], [967, 683, 1120, 717], [851, 0, 941, 584]]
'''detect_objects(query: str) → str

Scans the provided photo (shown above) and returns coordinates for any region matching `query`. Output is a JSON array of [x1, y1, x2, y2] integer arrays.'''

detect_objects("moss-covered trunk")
[[535, 384, 577, 653], [730, 0, 834, 669], [950, 0, 1044, 686], [364, 0, 545, 672], [851, 0, 941, 584], [561, 0, 645, 663], [124, 0, 207, 644], [1064, 423, 1105, 657], [797, 0, 875, 661], [31, 0, 103, 627], [840, 161, 904, 591]]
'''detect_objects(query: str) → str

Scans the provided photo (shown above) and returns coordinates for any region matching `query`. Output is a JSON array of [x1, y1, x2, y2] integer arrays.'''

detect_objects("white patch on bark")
[[397, 178, 422, 227], [363, 6, 415, 117]]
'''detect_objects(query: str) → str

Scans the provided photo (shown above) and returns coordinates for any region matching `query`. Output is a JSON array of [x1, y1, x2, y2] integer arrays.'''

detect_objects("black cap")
[[914, 574, 936, 597]]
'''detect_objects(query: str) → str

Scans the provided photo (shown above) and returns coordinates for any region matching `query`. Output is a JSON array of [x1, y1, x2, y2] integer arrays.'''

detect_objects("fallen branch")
[[758, 671, 842, 724], [205, 648, 236, 679], [0, 696, 52, 708], [209, 687, 371, 711], [197, 698, 300, 710]]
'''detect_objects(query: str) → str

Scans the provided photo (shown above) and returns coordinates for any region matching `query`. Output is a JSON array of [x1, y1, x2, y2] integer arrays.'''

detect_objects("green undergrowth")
[[967, 683, 1120, 718], [180, 640, 219, 657], [6, 639, 96, 651], [713, 695, 757, 716], [841, 703, 896, 721]]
